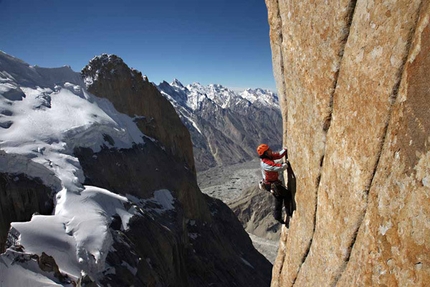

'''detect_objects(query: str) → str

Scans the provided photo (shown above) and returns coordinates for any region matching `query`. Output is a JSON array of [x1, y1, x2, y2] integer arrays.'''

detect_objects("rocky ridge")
[[266, 1, 430, 286]]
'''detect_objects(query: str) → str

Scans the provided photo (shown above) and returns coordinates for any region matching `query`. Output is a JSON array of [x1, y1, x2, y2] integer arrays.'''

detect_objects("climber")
[[257, 144, 294, 227]]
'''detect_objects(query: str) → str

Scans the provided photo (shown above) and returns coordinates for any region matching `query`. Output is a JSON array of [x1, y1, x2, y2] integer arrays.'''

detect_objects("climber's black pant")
[[270, 182, 294, 221]]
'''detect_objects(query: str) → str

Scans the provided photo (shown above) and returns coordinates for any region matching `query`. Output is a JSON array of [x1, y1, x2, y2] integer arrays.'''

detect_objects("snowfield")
[[0, 51, 175, 285]]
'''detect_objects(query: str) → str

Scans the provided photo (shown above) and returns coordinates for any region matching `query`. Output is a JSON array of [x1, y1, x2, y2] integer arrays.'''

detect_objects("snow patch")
[[181, 112, 202, 134], [0, 80, 144, 192], [127, 189, 176, 215], [152, 189, 175, 212], [11, 186, 135, 279]]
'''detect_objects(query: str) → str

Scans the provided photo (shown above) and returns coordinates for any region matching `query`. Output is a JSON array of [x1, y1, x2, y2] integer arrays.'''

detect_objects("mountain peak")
[[208, 83, 228, 92], [171, 79, 184, 87], [89, 53, 122, 65], [82, 54, 137, 89], [189, 82, 204, 88]]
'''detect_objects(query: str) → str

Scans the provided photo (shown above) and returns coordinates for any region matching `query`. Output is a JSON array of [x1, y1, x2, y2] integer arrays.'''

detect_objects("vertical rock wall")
[[266, 0, 429, 286]]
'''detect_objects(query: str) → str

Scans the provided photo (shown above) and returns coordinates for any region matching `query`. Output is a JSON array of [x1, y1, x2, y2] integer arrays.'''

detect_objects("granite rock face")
[[266, 0, 430, 286]]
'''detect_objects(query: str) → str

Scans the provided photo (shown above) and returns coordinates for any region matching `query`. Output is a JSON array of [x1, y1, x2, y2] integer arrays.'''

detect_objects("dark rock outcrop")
[[0, 173, 54, 252]]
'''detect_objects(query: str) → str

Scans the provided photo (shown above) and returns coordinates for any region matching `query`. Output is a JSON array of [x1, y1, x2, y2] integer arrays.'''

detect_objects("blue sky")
[[0, 0, 276, 91]]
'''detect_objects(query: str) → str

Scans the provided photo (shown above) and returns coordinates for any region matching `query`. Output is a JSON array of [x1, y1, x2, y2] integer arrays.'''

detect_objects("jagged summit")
[[82, 53, 147, 89], [171, 78, 184, 87], [208, 83, 227, 90], [161, 80, 279, 111], [89, 53, 118, 64], [240, 88, 279, 107]]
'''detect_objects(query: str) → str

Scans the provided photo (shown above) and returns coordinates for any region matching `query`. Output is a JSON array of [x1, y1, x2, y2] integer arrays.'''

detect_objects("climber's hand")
[[283, 148, 288, 159]]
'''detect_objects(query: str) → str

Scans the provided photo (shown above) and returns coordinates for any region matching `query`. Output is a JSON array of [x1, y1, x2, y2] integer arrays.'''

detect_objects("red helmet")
[[257, 144, 270, 156]]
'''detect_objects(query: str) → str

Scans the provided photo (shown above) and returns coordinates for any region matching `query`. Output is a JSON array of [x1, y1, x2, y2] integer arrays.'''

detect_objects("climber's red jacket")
[[260, 149, 288, 183]]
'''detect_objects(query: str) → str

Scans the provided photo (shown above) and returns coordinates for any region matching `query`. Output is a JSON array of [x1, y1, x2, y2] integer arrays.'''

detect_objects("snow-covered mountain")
[[0, 51, 145, 285], [158, 80, 282, 171], [160, 80, 279, 114], [0, 52, 272, 286]]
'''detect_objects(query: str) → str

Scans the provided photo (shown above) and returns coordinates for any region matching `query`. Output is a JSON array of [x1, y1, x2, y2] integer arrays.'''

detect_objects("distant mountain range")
[[157, 80, 283, 171]]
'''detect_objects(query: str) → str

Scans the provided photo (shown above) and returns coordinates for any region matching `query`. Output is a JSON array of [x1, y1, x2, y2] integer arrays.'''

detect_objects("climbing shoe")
[[277, 217, 290, 228], [284, 216, 290, 228]]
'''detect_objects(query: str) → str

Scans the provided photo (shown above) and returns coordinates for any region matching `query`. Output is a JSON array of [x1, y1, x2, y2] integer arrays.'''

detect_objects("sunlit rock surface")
[[266, 0, 430, 286]]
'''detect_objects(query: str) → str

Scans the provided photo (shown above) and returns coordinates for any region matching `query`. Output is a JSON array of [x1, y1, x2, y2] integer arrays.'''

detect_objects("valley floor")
[[197, 159, 261, 203], [197, 160, 279, 263]]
